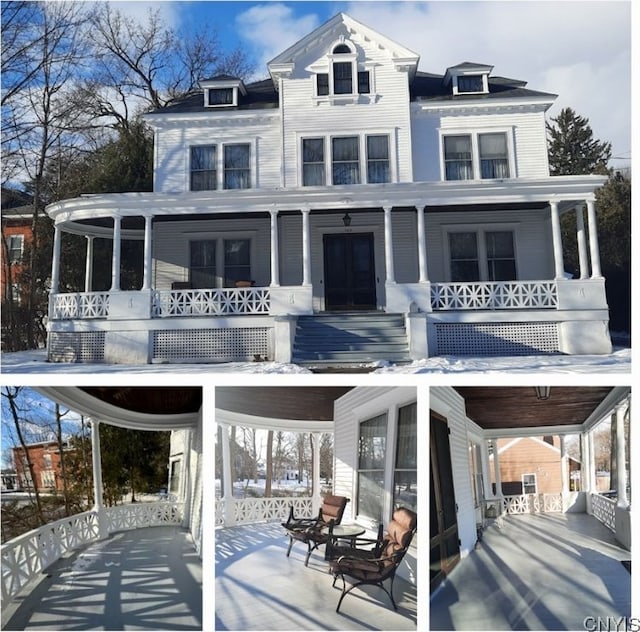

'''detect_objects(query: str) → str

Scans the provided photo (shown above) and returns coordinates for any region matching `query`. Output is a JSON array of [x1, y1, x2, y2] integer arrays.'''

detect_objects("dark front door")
[[323, 233, 376, 310], [430, 410, 460, 591]]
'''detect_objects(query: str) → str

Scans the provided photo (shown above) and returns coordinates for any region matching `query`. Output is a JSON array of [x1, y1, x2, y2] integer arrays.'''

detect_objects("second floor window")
[[366, 135, 390, 183], [333, 62, 352, 94], [332, 136, 360, 185], [7, 234, 24, 263], [224, 144, 250, 189], [443, 132, 511, 181], [302, 138, 325, 186], [190, 146, 217, 191]]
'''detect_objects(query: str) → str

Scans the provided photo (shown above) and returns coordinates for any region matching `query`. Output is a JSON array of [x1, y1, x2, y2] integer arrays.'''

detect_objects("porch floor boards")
[[430, 513, 631, 631], [215, 521, 417, 631], [2, 526, 202, 631]]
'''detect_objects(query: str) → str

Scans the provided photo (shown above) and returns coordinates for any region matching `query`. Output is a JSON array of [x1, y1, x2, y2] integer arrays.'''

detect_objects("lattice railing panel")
[[48, 331, 105, 363], [104, 502, 184, 532], [234, 497, 312, 524], [152, 288, 270, 317], [435, 322, 559, 356], [502, 493, 563, 515], [51, 292, 110, 320], [1, 511, 99, 602], [591, 493, 616, 532], [431, 281, 558, 311], [153, 328, 270, 362]]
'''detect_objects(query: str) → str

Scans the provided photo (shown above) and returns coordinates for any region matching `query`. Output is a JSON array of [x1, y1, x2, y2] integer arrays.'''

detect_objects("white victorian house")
[[45, 13, 611, 366]]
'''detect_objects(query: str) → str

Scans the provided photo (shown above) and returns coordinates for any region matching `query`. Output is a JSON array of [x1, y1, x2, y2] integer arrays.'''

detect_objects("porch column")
[[549, 201, 565, 279], [580, 431, 591, 492], [90, 420, 108, 539], [50, 224, 62, 294], [84, 236, 94, 292], [384, 206, 396, 284], [575, 205, 589, 280], [270, 209, 280, 287], [311, 432, 322, 515], [586, 199, 602, 278], [111, 215, 122, 291], [301, 208, 311, 286], [614, 399, 629, 508], [481, 439, 494, 500], [492, 439, 503, 498], [220, 423, 235, 526], [416, 205, 429, 282], [142, 214, 153, 290], [560, 435, 569, 494], [587, 430, 597, 493]]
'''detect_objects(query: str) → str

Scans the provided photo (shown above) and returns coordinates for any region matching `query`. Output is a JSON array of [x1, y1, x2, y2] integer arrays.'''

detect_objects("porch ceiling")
[[454, 386, 616, 431], [216, 387, 353, 421], [35, 387, 202, 430]]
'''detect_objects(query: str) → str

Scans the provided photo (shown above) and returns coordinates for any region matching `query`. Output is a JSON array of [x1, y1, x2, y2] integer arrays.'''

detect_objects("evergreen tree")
[[547, 107, 612, 175]]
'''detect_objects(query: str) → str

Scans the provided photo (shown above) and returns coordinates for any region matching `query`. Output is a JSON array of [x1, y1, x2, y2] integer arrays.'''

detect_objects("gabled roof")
[[267, 12, 420, 81]]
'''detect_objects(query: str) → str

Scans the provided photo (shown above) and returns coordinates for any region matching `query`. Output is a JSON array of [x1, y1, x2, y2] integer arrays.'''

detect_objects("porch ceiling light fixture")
[[342, 212, 352, 227], [534, 386, 551, 401]]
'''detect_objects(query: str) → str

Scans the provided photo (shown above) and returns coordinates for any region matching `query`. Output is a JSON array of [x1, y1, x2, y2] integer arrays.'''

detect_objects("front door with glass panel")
[[323, 233, 376, 310]]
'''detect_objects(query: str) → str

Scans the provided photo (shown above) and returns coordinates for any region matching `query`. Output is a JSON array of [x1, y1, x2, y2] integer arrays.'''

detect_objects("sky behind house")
[[116, 0, 633, 170]]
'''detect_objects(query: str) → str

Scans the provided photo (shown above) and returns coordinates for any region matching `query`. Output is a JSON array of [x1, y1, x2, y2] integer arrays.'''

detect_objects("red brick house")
[[12, 440, 70, 492]]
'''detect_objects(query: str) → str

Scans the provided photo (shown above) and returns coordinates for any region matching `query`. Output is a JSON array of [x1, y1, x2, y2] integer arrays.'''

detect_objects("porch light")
[[342, 213, 352, 227], [534, 386, 551, 401]]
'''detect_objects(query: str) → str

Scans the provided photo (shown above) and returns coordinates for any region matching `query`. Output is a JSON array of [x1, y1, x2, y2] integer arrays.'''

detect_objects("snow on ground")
[[0, 346, 631, 374]]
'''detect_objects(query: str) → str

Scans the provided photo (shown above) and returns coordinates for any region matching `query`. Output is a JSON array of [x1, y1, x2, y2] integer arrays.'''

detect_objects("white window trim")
[[8, 234, 24, 263], [452, 73, 489, 96], [438, 127, 516, 181], [205, 86, 238, 108], [297, 131, 395, 187], [187, 231, 257, 288], [522, 473, 537, 494], [188, 139, 257, 191], [351, 388, 416, 530], [442, 223, 520, 282]]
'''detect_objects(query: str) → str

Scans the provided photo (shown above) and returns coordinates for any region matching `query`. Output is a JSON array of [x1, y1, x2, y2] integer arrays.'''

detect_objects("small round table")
[[322, 524, 366, 561]]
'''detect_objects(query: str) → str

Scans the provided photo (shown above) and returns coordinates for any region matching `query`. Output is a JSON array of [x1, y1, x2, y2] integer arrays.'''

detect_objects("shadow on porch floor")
[[430, 513, 631, 631], [215, 522, 417, 630], [2, 526, 202, 631]]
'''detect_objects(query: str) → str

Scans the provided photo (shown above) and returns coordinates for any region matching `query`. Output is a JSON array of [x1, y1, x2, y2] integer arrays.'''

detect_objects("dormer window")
[[457, 74, 484, 94], [444, 63, 492, 96], [201, 76, 246, 108]]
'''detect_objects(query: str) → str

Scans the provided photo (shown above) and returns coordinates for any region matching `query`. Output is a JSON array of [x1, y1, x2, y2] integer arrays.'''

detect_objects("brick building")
[[12, 440, 70, 492]]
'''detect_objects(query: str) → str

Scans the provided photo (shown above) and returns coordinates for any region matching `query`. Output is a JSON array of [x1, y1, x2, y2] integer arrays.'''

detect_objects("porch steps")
[[292, 312, 411, 368]]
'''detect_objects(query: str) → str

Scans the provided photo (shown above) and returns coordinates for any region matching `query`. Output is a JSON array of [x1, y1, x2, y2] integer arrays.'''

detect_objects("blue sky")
[[117, 1, 632, 169]]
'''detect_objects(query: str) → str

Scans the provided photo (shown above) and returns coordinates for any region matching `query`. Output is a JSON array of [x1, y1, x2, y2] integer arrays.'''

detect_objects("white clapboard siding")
[[425, 208, 554, 282], [411, 108, 550, 182], [153, 115, 281, 193], [430, 387, 477, 558]]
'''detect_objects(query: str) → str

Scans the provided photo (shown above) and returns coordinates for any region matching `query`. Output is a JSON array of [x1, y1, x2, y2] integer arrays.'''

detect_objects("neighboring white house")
[[45, 12, 611, 365]]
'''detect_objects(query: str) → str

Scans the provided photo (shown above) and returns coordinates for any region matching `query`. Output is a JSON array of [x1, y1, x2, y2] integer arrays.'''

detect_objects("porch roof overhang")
[[455, 385, 629, 438], [35, 386, 202, 430], [46, 175, 607, 237], [215, 386, 353, 432]]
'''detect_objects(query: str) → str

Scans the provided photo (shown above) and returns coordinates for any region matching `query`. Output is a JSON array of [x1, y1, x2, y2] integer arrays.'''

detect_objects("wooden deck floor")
[[430, 513, 631, 631], [2, 526, 202, 631], [215, 521, 418, 631]]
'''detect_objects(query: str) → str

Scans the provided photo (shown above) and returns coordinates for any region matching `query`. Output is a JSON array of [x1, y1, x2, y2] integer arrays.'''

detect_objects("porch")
[[3, 524, 202, 630], [430, 512, 631, 631], [215, 521, 417, 631]]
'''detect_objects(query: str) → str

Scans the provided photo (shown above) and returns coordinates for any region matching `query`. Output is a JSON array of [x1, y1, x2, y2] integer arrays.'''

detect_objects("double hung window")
[[315, 42, 371, 99], [393, 403, 417, 513], [7, 234, 24, 263], [332, 136, 360, 185], [208, 88, 234, 106], [366, 135, 390, 183], [357, 414, 387, 524], [302, 138, 325, 186], [522, 473, 537, 494], [443, 131, 511, 180], [224, 144, 250, 189], [448, 230, 516, 282], [190, 146, 217, 191], [190, 240, 217, 288], [189, 238, 252, 288]]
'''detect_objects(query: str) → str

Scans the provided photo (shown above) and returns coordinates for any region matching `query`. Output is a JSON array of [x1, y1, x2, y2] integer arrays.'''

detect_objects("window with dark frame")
[[302, 138, 325, 186], [189, 240, 217, 288], [485, 231, 516, 281], [449, 232, 480, 282], [208, 88, 234, 106], [317, 73, 329, 96], [333, 61, 353, 94], [224, 238, 251, 286], [357, 71, 370, 94], [457, 74, 484, 93]]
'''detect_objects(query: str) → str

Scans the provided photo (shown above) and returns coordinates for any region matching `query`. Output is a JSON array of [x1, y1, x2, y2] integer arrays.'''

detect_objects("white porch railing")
[[215, 496, 313, 527], [1, 501, 184, 602], [502, 493, 564, 514], [590, 493, 616, 532], [152, 288, 270, 317], [430, 281, 558, 310], [51, 292, 110, 319]]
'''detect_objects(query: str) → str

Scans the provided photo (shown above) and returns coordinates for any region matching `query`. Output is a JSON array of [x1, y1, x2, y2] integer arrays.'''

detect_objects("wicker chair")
[[327, 507, 417, 613], [281, 495, 349, 566]]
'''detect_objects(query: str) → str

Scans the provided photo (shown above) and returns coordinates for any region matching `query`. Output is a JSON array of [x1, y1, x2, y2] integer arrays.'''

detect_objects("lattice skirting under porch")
[[152, 327, 271, 362], [434, 321, 559, 356], [48, 331, 106, 362]]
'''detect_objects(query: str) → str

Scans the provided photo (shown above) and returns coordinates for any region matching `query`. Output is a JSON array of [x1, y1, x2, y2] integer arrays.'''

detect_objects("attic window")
[[207, 87, 235, 107], [457, 75, 484, 93], [333, 44, 351, 54]]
